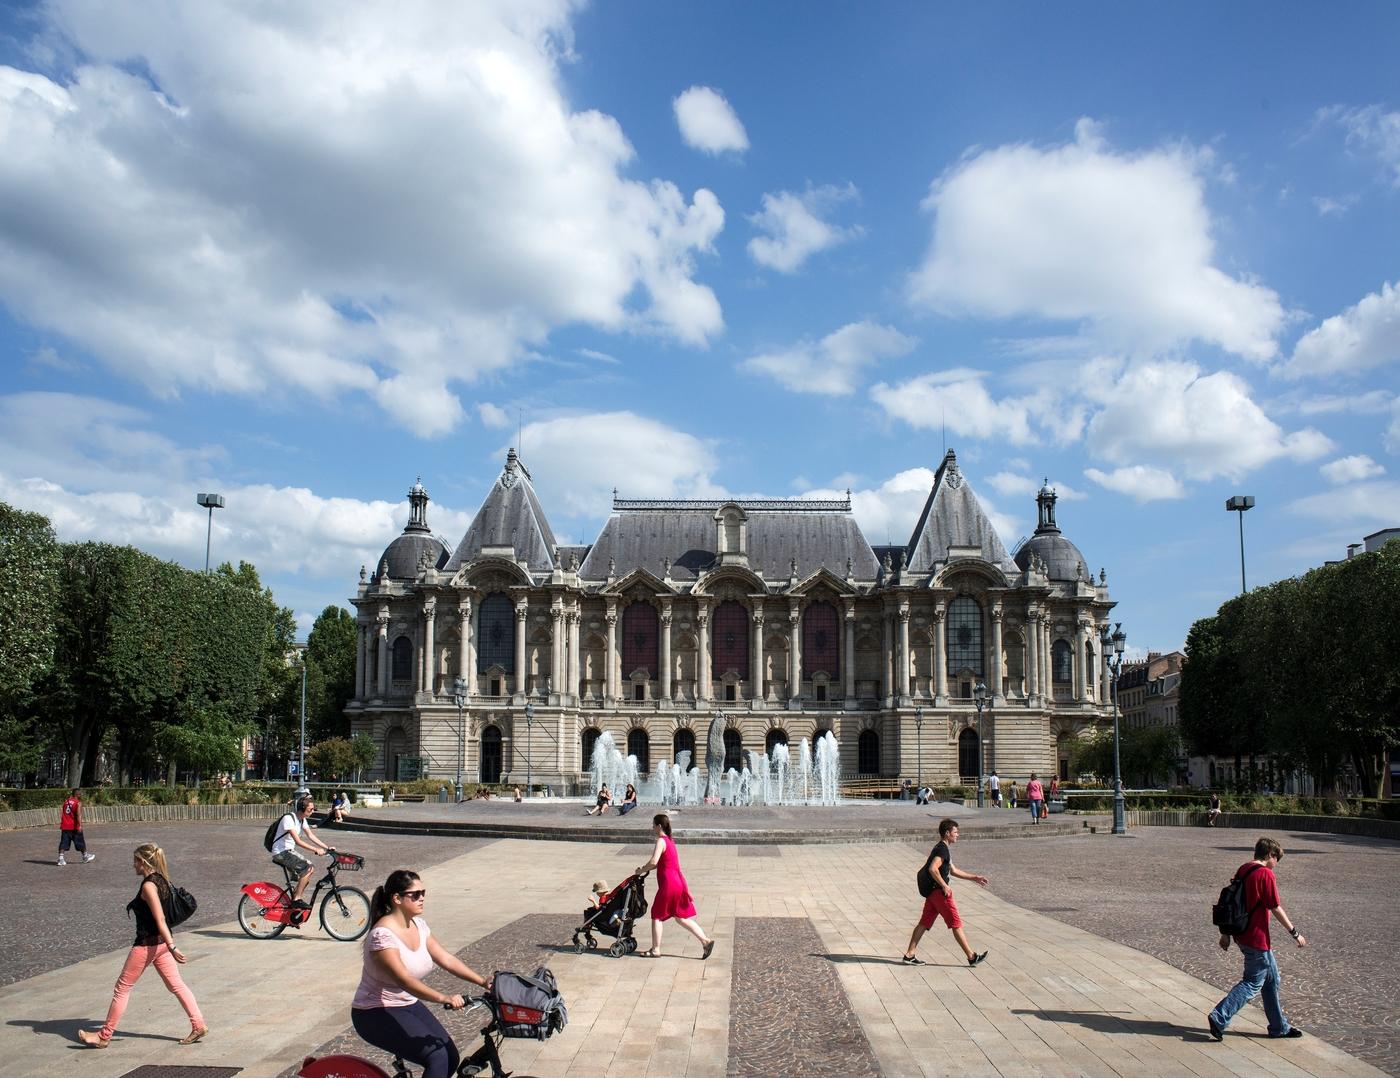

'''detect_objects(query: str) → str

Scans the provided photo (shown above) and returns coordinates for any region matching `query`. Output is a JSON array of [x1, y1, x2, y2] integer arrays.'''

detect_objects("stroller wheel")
[[573, 939, 585, 954], [586, 937, 598, 950], [625, 936, 638, 953], [608, 940, 624, 957]]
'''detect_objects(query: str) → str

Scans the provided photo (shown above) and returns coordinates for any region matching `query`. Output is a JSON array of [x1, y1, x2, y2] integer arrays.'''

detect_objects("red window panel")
[[711, 600, 750, 679], [621, 601, 658, 679], [802, 601, 840, 678]]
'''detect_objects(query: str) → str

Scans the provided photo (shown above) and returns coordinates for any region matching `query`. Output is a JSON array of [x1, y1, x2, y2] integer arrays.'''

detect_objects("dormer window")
[[713, 503, 748, 564]]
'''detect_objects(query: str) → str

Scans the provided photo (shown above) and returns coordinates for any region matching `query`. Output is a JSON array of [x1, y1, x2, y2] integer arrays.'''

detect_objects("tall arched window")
[[391, 636, 413, 680], [765, 728, 789, 755], [711, 600, 749, 678], [621, 602, 658, 678], [803, 601, 839, 677], [581, 728, 601, 773], [723, 729, 743, 772], [946, 596, 983, 675], [958, 728, 980, 779], [673, 727, 696, 765], [479, 725, 502, 783], [626, 727, 650, 773], [477, 594, 515, 673], [1052, 639, 1073, 682], [858, 729, 879, 774]]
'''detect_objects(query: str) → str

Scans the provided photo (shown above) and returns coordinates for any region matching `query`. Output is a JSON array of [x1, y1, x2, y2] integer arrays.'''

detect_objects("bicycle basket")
[[333, 853, 364, 871]]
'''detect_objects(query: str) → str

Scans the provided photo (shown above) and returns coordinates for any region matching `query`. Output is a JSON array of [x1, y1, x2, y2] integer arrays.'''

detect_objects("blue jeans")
[[1029, 799, 1043, 823], [1210, 946, 1291, 1036]]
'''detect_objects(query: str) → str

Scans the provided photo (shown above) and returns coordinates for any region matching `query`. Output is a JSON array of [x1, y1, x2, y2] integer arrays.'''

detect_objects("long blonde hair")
[[134, 843, 172, 896]]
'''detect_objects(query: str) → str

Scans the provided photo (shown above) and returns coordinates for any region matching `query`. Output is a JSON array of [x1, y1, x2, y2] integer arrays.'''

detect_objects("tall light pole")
[[1225, 496, 1254, 594], [914, 706, 924, 790], [972, 682, 988, 807], [523, 701, 535, 796], [196, 493, 224, 572], [1101, 622, 1127, 835], [294, 643, 308, 796], [453, 676, 467, 801]]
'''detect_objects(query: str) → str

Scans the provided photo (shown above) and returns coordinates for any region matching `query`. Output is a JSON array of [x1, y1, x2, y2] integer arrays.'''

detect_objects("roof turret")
[[1013, 480, 1091, 583], [443, 448, 559, 574], [377, 478, 449, 579]]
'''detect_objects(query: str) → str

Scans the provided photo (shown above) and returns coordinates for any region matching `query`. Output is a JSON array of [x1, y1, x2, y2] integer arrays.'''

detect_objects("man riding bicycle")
[[271, 795, 332, 907]]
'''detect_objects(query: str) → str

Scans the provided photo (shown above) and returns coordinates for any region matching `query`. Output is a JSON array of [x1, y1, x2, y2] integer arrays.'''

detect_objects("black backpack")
[[263, 815, 289, 852], [916, 848, 938, 898], [1212, 863, 1263, 936]]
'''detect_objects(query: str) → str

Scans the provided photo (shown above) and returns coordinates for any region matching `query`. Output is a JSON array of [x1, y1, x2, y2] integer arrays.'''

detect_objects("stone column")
[[659, 601, 673, 705], [788, 601, 802, 704], [932, 602, 947, 704], [696, 600, 711, 704], [422, 599, 437, 695], [376, 608, 389, 697], [843, 599, 856, 707], [1099, 625, 1110, 702], [550, 603, 564, 698], [458, 598, 472, 692], [354, 621, 365, 699], [514, 599, 528, 698], [605, 602, 618, 704], [1027, 608, 1040, 701], [1074, 619, 1088, 702], [882, 611, 894, 706], [1043, 618, 1053, 699], [568, 606, 581, 702], [751, 607, 765, 703], [897, 601, 911, 702], [990, 602, 1004, 704]]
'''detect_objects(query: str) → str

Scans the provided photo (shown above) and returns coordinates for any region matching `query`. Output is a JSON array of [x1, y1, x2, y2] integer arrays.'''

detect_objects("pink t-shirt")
[[1026, 780, 1044, 801], [353, 916, 434, 1009]]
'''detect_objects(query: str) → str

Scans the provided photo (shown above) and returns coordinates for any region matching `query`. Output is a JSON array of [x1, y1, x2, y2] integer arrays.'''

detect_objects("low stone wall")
[[0, 801, 287, 832], [1125, 809, 1400, 841]]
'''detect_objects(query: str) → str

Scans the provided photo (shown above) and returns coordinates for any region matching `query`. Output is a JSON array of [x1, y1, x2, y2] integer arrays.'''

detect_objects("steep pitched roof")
[[443, 449, 558, 574], [905, 450, 1018, 575]]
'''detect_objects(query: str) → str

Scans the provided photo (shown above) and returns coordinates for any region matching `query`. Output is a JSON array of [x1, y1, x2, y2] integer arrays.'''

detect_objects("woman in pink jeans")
[[78, 843, 207, 1048]]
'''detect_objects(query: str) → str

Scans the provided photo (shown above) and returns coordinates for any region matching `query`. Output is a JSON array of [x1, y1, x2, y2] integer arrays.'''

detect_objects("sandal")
[[179, 1026, 210, 1045], [702, 939, 715, 960], [638, 949, 661, 958], [77, 1030, 109, 1049]]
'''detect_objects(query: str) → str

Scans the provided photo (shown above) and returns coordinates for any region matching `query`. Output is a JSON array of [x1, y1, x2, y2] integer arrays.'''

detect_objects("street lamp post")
[[1225, 496, 1255, 594], [972, 683, 988, 807], [196, 493, 224, 573], [1101, 622, 1127, 835], [914, 706, 924, 790], [295, 644, 308, 796], [523, 702, 535, 797], [453, 677, 467, 802]]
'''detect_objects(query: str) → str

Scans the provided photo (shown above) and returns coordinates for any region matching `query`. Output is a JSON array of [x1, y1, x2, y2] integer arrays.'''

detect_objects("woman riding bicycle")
[[351, 869, 493, 1078]]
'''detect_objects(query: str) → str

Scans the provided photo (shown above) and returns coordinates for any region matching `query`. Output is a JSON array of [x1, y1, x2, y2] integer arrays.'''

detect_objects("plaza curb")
[[1124, 808, 1400, 841], [0, 801, 286, 831]]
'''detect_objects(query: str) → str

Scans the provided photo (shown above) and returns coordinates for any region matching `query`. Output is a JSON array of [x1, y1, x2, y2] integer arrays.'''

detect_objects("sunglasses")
[[400, 889, 427, 901]]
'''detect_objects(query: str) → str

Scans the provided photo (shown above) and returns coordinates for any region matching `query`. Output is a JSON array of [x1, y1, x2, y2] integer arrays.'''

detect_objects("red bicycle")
[[237, 850, 371, 941], [297, 997, 510, 1078]]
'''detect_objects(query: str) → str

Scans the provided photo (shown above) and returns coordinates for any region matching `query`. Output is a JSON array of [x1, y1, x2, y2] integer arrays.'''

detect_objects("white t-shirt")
[[353, 917, 434, 1009], [988, 775, 1000, 792], [271, 812, 305, 855]]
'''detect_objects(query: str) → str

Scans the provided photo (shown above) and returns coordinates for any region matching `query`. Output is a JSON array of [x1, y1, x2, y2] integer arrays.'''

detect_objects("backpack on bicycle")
[[491, 966, 567, 1040]]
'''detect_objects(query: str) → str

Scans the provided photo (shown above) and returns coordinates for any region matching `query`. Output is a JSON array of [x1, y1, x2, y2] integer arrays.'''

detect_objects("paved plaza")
[[0, 812, 1393, 1077]]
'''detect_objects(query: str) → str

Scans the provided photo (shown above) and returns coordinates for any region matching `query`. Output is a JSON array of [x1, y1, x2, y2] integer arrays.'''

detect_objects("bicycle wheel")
[[237, 893, 287, 939], [320, 885, 371, 941]]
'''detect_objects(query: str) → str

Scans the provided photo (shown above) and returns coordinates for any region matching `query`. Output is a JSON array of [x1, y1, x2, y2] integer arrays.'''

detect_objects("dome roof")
[[378, 532, 449, 580], [1014, 531, 1090, 583]]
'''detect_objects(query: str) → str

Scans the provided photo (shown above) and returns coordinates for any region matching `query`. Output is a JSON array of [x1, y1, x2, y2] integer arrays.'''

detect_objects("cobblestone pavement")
[[933, 826, 1399, 1075], [0, 819, 489, 987]]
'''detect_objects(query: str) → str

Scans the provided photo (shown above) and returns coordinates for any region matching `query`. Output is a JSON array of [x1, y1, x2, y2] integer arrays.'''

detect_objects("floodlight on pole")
[[1225, 496, 1254, 595], [196, 493, 225, 573]]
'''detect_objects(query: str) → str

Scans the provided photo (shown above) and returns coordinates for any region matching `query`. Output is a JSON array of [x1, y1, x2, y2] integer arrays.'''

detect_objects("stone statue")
[[608, 556, 616, 576], [882, 552, 892, 573], [359, 564, 367, 583], [705, 711, 726, 800]]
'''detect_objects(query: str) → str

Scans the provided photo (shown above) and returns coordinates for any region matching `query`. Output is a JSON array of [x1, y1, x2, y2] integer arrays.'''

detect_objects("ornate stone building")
[[348, 449, 1117, 787]]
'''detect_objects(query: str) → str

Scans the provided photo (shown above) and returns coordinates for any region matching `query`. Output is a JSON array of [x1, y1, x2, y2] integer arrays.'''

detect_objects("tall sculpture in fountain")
[[705, 711, 726, 800]]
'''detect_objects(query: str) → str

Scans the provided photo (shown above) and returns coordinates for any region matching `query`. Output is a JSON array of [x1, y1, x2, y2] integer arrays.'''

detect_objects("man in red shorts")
[[901, 818, 989, 967]]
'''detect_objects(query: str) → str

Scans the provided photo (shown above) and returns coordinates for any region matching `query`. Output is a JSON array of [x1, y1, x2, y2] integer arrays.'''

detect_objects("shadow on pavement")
[[1012, 1009, 1215, 1042], [819, 952, 950, 966], [6, 1017, 180, 1045]]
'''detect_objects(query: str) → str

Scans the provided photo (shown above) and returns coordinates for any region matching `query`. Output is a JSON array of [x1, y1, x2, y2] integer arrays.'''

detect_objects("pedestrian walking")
[[78, 843, 207, 1048], [901, 818, 989, 968], [634, 812, 716, 959], [1208, 836, 1306, 1042], [1007, 780, 1018, 809], [57, 788, 96, 866], [987, 771, 1001, 807], [1026, 773, 1044, 824]]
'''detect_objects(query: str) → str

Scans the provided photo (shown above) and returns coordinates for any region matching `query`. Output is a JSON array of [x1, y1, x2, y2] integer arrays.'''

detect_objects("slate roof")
[[904, 451, 1019, 576], [1012, 480, 1091, 583], [379, 532, 449, 580], [577, 498, 880, 583], [443, 450, 558, 574]]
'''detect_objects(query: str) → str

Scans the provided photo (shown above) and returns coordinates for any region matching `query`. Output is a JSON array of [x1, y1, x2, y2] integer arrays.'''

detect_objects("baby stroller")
[[571, 871, 648, 956]]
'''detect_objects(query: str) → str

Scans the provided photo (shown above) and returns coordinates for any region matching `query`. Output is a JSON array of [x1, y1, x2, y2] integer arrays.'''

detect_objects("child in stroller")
[[572, 871, 649, 957]]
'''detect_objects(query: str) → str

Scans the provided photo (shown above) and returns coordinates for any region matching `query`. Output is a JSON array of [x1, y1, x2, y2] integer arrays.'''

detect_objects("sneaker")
[[968, 951, 987, 967], [56, 858, 66, 867], [82, 853, 96, 863], [900, 954, 925, 965], [1272, 1027, 1304, 1039], [1207, 1015, 1224, 1041]]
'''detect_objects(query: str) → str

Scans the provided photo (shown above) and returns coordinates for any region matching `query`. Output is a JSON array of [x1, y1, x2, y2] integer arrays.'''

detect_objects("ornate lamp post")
[[1101, 622, 1127, 835], [972, 682, 988, 807], [914, 706, 924, 791], [453, 676, 467, 802], [523, 701, 535, 796]]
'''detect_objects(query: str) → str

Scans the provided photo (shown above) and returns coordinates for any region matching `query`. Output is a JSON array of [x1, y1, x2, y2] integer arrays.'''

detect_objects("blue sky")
[[1, 1, 1397, 652]]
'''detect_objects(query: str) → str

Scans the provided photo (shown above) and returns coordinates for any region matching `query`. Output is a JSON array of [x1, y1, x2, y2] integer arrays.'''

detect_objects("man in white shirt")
[[988, 771, 1001, 807], [271, 795, 331, 906]]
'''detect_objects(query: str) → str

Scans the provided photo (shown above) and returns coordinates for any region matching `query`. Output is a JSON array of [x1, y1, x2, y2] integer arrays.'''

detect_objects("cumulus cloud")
[[1084, 465, 1186, 502], [870, 369, 1060, 446], [742, 321, 916, 396], [986, 472, 1087, 501], [1320, 104, 1400, 185], [477, 402, 511, 429], [747, 184, 861, 273], [908, 119, 1285, 360], [0, 3, 725, 437], [1390, 398, 1400, 454], [673, 86, 748, 155], [1321, 454, 1386, 484], [1284, 282, 1400, 379], [1290, 480, 1400, 527]]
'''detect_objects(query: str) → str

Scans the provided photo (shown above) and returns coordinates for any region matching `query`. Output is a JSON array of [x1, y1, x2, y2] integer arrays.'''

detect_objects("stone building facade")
[[348, 449, 1117, 788]]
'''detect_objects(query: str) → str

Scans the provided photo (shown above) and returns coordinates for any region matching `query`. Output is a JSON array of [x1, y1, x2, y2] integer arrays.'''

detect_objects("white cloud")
[[1284, 281, 1400, 379], [1084, 465, 1187, 502], [1387, 398, 1400, 454], [1268, 389, 1393, 417], [1320, 104, 1400, 185], [477, 402, 511, 429], [512, 411, 723, 517], [742, 321, 916, 396], [1320, 455, 1386, 484], [1290, 480, 1400, 527], [908, 118, 1285, 360], [986, 472, 1087, 501], [870, 370, 1058, 446], [0, 3, 725, 437], [673, 86, 748, 155], [747, 184, 861, 273], [1312, 194, 1358, 217]]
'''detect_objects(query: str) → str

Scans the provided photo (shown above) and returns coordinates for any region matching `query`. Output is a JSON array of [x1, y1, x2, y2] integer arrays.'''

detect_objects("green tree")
[[307, 736, 357, 780], [0, 503, 60, 705], [307, 605, 357, 743], [350, 733, 377, 780]]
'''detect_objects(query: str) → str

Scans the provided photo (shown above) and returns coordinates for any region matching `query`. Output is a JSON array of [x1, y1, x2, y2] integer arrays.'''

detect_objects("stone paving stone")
[[117, 1069, 242, 1078]]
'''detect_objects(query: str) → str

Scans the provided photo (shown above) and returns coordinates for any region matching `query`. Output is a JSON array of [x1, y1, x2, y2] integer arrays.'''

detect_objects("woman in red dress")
[[634, 813, 716, 959]]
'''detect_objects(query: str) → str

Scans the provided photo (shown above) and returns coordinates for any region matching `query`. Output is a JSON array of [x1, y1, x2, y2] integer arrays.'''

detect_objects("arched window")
[[477, 594, 515, 673], [479, 725, 502, 784], [765, 728, 789, 755], [723, 729, 743, 772], [1052, 639, 1073, 682], [712, 600, 749, 679], [581, 728, 601, 773], [803, 601, 839, 677], [626, 727, 650, 773], [722, 510, 742, 553], [673, 727, 696, 765], [621, 602, 658, 678], [391, 636, 413, 680], [946, 596, 983, 675], [858, 729, 879, 774], [958, 728, 980, 780]]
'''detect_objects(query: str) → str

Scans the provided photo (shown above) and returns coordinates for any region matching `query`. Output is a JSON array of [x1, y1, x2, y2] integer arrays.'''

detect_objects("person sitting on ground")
[[269, 794, 332, 908], [513, 786, 522, 803], [584, 783, 612, 816], [1207, 791, 1223, 827], [330, 791, 349, 823], [617, 783, 639, 815]]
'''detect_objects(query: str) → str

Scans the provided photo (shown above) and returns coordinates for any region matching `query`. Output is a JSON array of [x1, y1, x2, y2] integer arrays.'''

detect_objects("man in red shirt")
[[58, 788, 96, 866], [1208, 836, 1306, 1041]]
